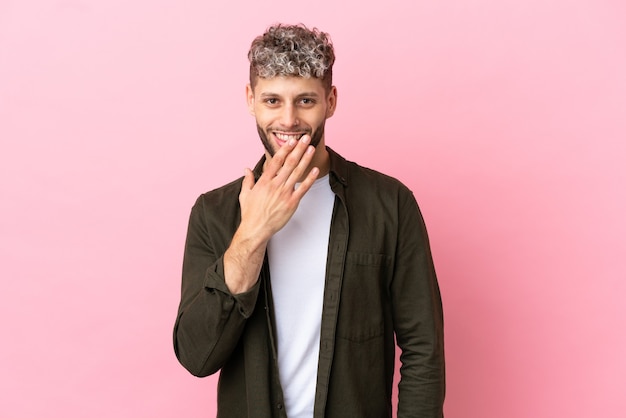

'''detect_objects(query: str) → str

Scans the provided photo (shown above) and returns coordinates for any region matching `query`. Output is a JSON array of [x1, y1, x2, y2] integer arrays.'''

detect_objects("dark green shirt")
[[174, 148, 445, 417]]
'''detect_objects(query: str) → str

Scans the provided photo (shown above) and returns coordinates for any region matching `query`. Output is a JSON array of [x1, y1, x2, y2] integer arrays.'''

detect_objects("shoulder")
[[329, 148, 414, 200], [189, 176, 244, 221], [186, 176, 244, 239], [194, 155, 265, 208], [197, 176, 243, 204], [352, 162, 409, 191]]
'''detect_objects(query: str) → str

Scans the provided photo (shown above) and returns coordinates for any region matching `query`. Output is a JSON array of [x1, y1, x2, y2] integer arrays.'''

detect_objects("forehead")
[[253, 76, 326, 96]]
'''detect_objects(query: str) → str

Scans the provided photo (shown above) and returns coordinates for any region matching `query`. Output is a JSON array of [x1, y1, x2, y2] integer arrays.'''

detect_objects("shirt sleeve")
[[173, 194, 261, 377], [392, 190, 446, 417]]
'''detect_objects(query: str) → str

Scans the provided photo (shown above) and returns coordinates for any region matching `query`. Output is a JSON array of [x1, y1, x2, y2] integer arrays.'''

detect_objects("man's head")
[[247, 24, 337, 158], [248, 24, 335, 94]]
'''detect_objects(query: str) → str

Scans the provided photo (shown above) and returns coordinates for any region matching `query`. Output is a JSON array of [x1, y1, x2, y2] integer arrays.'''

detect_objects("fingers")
[[263, 135, 314, 184], [292, 166, 320, 200], [275, 136, 315, 186], [237, 135, 320, 239], [241, 168, 254, 188], [238, 167, 254, 202], [261, 139, 297, 179]]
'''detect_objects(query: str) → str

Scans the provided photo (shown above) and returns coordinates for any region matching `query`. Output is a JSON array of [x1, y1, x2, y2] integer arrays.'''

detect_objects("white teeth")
[[275, 133, 304, 141]]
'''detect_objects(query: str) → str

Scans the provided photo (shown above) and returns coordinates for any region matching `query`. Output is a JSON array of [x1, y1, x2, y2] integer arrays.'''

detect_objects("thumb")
[[240, 168, 255, 194]]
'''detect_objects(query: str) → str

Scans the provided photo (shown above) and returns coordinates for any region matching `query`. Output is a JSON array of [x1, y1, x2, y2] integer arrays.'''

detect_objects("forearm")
[[174, 263, 260, 377], [223, 226, 269, 294], [397, 347, 446, 417], [395, 261, 445, 418]]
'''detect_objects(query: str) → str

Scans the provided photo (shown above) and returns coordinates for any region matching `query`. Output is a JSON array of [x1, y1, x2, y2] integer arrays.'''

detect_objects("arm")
[[173, 136, 319, 376], [393, 191, 445, 417], [173, 195, 260, 377]]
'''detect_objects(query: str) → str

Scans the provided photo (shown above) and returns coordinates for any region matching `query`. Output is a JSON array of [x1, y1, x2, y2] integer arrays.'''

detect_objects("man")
[[174, 24, 445, 418]]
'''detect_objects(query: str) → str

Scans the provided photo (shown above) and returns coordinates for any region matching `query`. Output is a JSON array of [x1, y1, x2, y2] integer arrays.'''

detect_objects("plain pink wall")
[[1, 0, 625, 417]]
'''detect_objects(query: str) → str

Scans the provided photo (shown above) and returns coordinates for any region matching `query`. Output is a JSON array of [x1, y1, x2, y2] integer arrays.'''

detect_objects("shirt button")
[[277, 403, 283, 410]]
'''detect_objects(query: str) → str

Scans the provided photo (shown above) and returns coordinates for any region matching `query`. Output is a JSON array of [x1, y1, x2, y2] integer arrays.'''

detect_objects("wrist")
[[223, 229, 268, 295]]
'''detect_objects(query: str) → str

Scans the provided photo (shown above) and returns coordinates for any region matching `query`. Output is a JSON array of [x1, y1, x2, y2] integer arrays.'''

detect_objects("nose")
[[279, 104, 299, 128]]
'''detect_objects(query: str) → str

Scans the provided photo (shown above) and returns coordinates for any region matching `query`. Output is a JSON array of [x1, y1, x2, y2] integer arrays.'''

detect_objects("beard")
[[256, 123, 325, 157]]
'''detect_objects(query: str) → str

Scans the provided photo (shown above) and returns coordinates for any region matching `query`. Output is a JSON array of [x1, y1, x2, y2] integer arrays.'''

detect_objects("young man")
[[174, 24, 445, 418]]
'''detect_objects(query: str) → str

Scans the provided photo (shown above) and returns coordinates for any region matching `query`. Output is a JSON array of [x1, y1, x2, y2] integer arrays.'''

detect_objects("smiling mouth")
[[273, 132, 307, 144]]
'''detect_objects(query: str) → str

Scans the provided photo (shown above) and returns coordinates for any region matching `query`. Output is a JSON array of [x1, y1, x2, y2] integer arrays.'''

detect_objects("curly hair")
[[248, 24, 335, 92]]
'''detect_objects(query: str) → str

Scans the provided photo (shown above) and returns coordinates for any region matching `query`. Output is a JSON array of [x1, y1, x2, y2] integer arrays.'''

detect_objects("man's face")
[[246, 76, 337, 157]]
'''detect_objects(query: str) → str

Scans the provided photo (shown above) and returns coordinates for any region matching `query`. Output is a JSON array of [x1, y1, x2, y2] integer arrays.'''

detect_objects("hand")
[[223, 135, 319, 294], [239, 134, 319, 241]]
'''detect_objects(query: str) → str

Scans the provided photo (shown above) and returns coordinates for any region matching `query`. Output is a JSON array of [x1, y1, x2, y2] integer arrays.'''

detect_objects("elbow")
[[173, 328, 222, 378], [181, 361, 214, 378]]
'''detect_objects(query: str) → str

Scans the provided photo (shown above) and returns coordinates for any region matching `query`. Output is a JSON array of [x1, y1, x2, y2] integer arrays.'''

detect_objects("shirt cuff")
[[203, 256, 261, 319]]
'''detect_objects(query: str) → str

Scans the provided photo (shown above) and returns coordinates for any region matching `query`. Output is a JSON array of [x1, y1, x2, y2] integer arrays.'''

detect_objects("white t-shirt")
[[267, 174, 335, 418]]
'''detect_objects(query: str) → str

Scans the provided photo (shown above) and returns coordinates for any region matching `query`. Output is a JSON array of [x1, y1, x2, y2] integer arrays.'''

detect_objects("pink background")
[[1, 0, 625, 417]]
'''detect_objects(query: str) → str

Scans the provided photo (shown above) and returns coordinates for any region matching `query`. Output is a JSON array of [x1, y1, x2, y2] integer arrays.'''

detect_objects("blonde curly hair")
[[248, 24, 335, 92]]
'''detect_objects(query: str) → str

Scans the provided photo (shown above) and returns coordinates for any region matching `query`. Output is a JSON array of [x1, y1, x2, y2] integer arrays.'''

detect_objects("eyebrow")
[[296, 92, 321, 98], [259, 92, 321, 99]]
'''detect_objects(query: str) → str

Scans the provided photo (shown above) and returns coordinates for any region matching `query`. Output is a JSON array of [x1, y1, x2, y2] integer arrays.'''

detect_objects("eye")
[[264, 98, 279, 106], [299, 98, 316, 106]]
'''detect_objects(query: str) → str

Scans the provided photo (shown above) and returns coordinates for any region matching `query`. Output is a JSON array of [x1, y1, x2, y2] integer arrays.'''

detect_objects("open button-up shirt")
[[174, 147, 445, 417]]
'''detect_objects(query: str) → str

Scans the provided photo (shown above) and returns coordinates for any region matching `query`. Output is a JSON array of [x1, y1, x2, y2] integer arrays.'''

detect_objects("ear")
[[246, 84, 255, 116], [325, 86, 338, 118]]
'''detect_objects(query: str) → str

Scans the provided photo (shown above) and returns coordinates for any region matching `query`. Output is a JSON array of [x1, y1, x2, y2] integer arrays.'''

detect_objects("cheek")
[[313, 113, 328, 128], [253, 111, 270, 126], [304, 110, 325, 126]]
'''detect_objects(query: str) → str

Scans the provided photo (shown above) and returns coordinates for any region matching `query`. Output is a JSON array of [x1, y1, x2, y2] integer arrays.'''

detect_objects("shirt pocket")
[[335, 251, 393, 342]]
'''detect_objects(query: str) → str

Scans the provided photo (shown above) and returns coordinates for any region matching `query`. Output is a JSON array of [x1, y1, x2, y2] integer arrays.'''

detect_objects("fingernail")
[[288, 138, 296, 146], [301, 135, 310, 144]]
